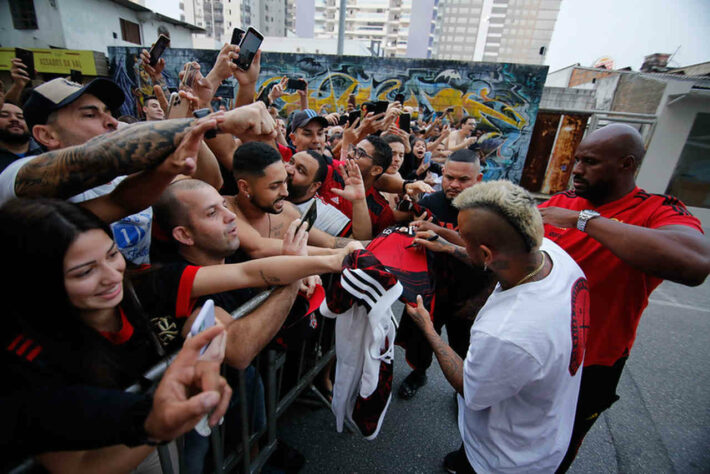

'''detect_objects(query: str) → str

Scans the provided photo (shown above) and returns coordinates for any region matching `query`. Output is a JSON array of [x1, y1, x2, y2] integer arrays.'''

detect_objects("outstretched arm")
[[14, 118, 197, 199], [540, 207, 710, 286]]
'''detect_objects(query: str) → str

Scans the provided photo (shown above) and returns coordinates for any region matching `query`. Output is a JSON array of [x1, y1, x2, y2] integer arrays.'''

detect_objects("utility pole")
[[337, 0, 346, 55]]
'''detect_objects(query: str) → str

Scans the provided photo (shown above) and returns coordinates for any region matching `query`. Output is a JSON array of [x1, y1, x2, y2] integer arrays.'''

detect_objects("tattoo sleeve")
[[425, 328, 464, 395], [15, 118, 196, 199]]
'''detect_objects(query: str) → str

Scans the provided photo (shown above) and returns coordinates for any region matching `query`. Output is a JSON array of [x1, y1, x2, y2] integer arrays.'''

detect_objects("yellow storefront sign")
[[0, 48, 98, 76]]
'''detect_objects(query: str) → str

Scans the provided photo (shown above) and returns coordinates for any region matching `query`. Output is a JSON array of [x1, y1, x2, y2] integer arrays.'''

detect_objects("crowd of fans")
[[1, 40, 708, 474]]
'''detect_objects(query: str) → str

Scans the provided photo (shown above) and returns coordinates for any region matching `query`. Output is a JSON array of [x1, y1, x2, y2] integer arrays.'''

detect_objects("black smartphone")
[[149, 34, 170, 67], [235, 26, 264, 71], [338, 114, 349, 126], [399, 113, 411, 133], [301, 200, 318, 232], [361, 102, 375, 114], [287, 78, 306, 91], [445, 106, 454, 113], [70, 69, 83, 83], [347, 110, 361, 126], [14, 48, 35, 80], [231, 27, 245, 45], [395, 93, 405, 104], [374, 100, 389, 115]]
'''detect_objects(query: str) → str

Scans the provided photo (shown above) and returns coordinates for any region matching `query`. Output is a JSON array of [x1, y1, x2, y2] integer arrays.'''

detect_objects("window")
[[120, 18, 142, 44], [9, 0, 38, 30], [666, 113, 710, 209]]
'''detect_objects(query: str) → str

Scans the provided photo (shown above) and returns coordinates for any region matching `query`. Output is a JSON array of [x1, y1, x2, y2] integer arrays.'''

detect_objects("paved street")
[[279, 277, 710, 473]]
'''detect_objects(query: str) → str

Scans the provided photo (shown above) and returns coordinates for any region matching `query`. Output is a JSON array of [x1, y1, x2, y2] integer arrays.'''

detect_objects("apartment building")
[[432, 0, 561, 65], [312, 0, 413, 58], [240, 0, 286, 36]]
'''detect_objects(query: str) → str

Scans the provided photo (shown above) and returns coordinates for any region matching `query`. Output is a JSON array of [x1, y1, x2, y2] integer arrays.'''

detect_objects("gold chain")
[[514, 251, 546, 287]]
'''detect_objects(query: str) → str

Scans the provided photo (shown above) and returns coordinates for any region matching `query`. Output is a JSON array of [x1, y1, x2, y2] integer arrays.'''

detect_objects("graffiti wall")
[[108, 47, 547, 183]]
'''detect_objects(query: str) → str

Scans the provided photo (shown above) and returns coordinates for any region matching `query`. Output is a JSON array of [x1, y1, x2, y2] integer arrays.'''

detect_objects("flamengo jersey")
[[460, 239, 588, 474], [539, 187, 703, 367]]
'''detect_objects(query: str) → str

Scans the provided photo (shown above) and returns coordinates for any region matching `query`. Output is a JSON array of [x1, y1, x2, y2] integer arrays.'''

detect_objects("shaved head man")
[[540, 124, 710, 471]]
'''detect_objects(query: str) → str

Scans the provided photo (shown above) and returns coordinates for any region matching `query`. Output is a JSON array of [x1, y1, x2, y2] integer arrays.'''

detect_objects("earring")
[[483, 263, 487, 272], [245, 193, 250, 199]]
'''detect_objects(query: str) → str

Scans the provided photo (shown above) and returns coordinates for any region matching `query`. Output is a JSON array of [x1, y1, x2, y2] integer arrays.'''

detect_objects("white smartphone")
[[190, 299, 216, 354]]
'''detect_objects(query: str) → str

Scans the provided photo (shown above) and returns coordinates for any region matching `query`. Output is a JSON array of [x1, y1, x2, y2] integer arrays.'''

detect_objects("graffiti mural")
[[108, 48, 547, 183]]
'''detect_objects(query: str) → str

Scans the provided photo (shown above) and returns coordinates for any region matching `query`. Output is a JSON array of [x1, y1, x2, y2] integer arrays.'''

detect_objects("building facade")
[[431, 0, 561, 65]]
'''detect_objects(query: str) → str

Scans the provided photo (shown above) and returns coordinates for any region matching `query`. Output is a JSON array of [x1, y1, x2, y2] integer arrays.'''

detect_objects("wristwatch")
[[576, 209, 600, 232]]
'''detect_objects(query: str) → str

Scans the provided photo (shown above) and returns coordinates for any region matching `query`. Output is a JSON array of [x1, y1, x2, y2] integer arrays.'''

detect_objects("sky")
[[546, 0, 710, 71], [147, 0, 710, 71]]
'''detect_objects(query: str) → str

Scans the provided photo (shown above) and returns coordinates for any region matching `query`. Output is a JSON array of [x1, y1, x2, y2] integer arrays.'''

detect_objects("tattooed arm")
[[406, 295, 464, 395], [14, 118, 198, 199], [411, 230, 474, 266]]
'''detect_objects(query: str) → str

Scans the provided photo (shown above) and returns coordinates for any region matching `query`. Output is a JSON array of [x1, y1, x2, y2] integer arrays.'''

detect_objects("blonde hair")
[[453, 180, 543, 251]]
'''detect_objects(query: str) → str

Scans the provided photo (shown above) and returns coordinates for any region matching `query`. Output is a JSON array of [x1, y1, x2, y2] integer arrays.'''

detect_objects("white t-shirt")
[[0, 156, 152, 265], [458, 238, 588, 474], [294, 195, 351, 237]]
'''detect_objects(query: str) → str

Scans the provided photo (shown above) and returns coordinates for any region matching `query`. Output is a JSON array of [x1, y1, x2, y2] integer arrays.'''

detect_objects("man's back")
[[460, 239, 587, 473]]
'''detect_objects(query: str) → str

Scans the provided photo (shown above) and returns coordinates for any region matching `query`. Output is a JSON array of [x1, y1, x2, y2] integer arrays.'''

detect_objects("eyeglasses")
[[348, 144, 373, 161]]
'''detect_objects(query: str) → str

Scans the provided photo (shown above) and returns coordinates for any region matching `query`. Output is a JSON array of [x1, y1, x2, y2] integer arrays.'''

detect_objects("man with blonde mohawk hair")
[[407, 180, 589, 473]]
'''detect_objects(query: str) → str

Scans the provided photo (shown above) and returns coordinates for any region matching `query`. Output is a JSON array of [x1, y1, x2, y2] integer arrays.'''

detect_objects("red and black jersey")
[[540, 187, 703, 367]]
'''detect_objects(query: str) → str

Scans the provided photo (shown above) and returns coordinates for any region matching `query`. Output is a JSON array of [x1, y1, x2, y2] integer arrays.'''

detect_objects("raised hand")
[[140, 49, 165, 83], [331, 159, 366, 202]]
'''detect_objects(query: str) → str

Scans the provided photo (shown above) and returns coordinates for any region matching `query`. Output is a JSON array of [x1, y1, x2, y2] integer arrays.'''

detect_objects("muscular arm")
[[541, 207, 710, 286], [15, 118, 195, 199], [217, 285, 300, 369]]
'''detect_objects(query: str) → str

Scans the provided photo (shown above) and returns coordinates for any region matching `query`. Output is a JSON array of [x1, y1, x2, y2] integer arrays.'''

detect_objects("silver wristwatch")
[[576, 209, 600, 232]]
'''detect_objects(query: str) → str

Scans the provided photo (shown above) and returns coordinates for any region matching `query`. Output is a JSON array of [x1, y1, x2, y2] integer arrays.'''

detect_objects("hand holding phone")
[[235, 27, 264, 71], [149, 34, 170, 67], [231, 27, 245, 45], [14, 48, 35, 81], [300, 200, 318, 232], [287, 78, 307, 91]]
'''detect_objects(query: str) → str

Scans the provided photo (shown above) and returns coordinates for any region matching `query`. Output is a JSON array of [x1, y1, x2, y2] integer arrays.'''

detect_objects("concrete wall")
[[637, 81, 709, 224], [594, 74, 619, 110], [539, 87, 596, 111], [611, 74, 666, 115], [545, 66, 574, 87], [0, 0, 67, 49]]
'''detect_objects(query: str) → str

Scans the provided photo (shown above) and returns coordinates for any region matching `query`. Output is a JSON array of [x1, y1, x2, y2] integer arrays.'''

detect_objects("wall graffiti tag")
[[108, 48, 547, 183]]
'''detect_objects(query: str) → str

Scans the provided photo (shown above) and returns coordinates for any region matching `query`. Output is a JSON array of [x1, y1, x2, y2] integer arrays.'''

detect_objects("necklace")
[[514, 251, 546, 287]]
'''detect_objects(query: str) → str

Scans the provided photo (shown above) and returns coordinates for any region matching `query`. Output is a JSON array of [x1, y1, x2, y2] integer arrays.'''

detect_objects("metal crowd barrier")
[[11, 287, 338, 474]]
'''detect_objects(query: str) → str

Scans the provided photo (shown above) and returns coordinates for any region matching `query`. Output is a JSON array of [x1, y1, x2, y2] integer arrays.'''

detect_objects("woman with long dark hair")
[[0, 198, 348, 472]]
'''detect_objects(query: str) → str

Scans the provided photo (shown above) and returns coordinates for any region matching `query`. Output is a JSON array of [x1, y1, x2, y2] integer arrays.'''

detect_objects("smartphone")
[[287, 78, 306, 91], [423, 151, 432, 165], [14, 48, 35, 80], [167, 92, 190, 118], [445, 107, 454, 114], [301, 199, 318, 232], [347, 110, 361, 126], [190, 299, 216, 354], [338, 114, 349, 126], [149, 34, 170, 67], [70, 69, 83, 84], [395, 93, 405, 104], [374, 100, 389, 115], [361, 102, 374, 115], [231, 27, 245, 45], [399, 113, 411, 133], [235, 26, 264, 71], [181, 62, 197, 89]]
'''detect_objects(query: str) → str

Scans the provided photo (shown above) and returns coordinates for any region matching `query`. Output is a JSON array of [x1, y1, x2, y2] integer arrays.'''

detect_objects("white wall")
[[545, 66, 574, 87], [637, 82, 710, 225], [0, 0, 67, 49]]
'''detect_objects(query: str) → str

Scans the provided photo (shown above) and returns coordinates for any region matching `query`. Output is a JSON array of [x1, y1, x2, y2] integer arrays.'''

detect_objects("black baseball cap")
[[289, 109, 328, 135], [23, 78, 124, 131]]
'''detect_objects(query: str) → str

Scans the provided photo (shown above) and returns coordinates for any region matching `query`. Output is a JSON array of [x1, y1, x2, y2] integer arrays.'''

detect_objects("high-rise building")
[[180, 0, 226, 47], [431, 0, 561, 65], [312, 0, 413, 58], [241, 0, 287, 36]]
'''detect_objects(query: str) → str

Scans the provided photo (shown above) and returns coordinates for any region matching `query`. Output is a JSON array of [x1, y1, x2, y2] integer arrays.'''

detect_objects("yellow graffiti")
[[258, 72, 527, 131]]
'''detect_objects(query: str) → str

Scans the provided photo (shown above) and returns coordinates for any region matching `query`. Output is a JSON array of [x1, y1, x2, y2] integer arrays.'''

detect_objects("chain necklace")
[[514, 251, 546, 287]]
